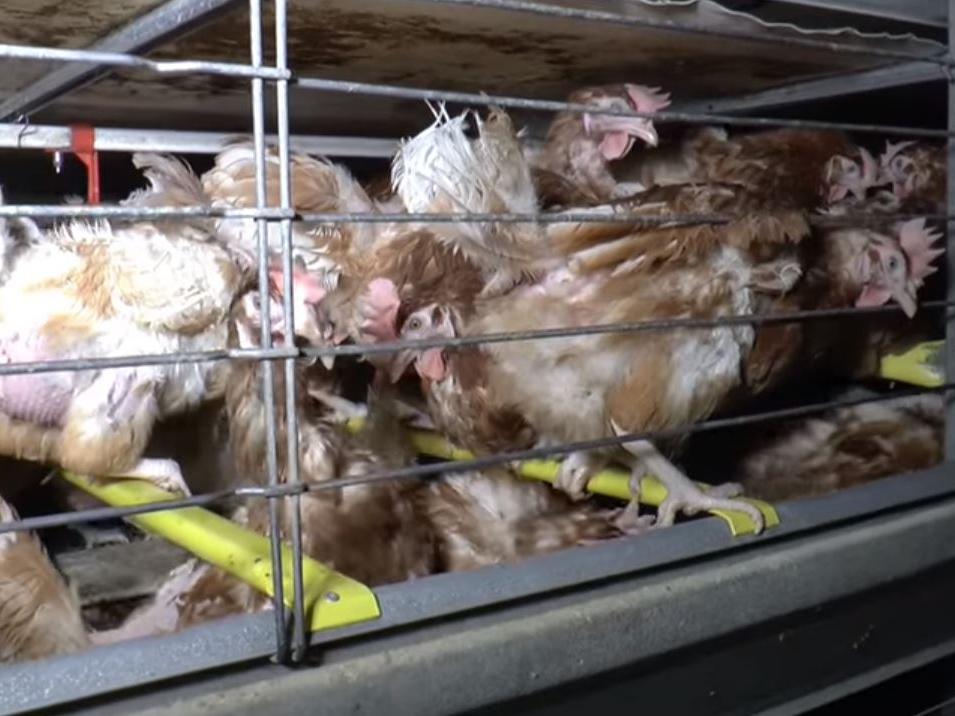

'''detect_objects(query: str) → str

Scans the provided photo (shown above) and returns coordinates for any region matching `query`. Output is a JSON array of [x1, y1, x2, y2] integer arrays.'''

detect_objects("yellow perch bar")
[[59, 471, 381, 633], [879, 340, 944, 388], [345, 418, 778, 536]]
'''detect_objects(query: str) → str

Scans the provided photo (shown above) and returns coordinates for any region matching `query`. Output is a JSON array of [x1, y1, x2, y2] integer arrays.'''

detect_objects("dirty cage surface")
[[0, 1, 953, 714]]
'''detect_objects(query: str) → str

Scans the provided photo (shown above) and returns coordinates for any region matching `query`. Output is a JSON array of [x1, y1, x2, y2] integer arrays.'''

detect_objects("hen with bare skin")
[[0, 151, 346, 498]]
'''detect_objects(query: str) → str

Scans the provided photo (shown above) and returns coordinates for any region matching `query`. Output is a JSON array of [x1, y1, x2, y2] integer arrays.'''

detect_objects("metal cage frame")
[[0, 0, 952, 713]]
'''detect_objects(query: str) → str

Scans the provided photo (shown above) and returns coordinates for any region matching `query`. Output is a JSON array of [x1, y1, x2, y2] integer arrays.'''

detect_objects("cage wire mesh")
[[0, 0, 948, 697]]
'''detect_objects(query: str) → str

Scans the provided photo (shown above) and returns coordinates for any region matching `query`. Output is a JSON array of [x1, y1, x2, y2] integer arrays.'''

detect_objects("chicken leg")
[[623, 439, 765, 533]]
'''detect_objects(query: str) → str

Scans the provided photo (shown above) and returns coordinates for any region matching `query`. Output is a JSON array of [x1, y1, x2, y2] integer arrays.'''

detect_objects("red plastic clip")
[[69, 124, 100, 205]]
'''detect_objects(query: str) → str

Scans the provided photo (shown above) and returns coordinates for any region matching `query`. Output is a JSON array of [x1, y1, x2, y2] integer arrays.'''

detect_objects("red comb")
[[624, 85, 671, 114], [899, 218, 944, 286]]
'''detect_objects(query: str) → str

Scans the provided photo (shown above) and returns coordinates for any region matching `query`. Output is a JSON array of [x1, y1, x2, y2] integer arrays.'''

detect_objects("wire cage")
[[0, 0, 953, 714]]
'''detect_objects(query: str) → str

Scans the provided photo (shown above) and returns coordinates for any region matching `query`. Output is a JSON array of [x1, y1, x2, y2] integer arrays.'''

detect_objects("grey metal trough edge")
[[1, 464, 954, 714]]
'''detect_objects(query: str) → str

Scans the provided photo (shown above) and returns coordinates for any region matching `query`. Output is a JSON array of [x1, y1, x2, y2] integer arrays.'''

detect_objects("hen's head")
[[233, 263, 337, 364], [389, 302, 456, 384], [877, 141, 940, 204], [353, 275, 457, 384], [848, 218, 942, 318], [570, 84, 671, 161], [825, 147, 879, 205]]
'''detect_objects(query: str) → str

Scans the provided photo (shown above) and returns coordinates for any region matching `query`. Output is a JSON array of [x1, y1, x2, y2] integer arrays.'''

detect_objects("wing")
[[551, 183, 810, 278], [392, 106, 550, 282], [106, 224, 247, 335]]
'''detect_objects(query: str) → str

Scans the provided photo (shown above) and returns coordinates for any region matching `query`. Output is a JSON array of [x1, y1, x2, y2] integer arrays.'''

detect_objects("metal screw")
[[325, 591, 340, 603]]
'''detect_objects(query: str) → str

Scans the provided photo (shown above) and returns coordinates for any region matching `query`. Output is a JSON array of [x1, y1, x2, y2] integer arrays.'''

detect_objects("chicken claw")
[[114, 458, 191, 497], [620, 438, 764, 533], [555, 451, 606, 501], [656, 478, 764, 533], [612, 501, 656, 535]]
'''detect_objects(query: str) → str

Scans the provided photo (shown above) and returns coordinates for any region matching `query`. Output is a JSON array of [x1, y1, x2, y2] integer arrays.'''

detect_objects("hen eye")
[[887, 256, 899, 270], [407, 317, 422, 331]]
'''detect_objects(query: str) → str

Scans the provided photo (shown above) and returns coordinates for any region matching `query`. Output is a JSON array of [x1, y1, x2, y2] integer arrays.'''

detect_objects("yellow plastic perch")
[[879, 340, 944, 388], [345, 418, 778, 537], [59, 470, 381, 633]]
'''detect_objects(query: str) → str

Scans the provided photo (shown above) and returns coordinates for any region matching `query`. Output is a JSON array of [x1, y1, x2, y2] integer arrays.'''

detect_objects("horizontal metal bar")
[[0, 0, 243, 121], [294, 211, 955, 226], [303, 299, 952, 359], [0, 346, 301, 377], [674, 61, 947, 115], [0, 42, 287, 80], [0, 204, 291, 220], [28, 466, 955, 716], [0, 122, 398, 158], [4, 202, 948, 226], [1, 385, 946, 535], [295, 75, 954, 139], [0, 300, 943, 378], [418, 0, 952, 66]]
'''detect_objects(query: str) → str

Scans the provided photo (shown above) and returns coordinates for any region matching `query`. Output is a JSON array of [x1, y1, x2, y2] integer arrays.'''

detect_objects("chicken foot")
[[104, 457, 190, 497], [555, 451, 607, 501], [623, 439, 765, 533], [555, 451, 654, 534]]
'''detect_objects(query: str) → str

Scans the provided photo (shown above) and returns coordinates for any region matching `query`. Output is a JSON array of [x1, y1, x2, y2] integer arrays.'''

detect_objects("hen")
[[530, 75, 886, 215], [612, 126, 879, 211], [737, 393, 942, 502], [875, 140, 945, 214], [200, 142, 404, 306], [392, 105, 552, 296], [0, 174, 256, 495], [422, 467, 624, 572], [532, 83, 671, 205], [0, 496, 90, 663]]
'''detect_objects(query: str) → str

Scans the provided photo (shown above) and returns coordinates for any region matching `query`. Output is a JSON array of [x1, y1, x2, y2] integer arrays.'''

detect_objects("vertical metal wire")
[[947, 0, 955, 460], [273, 0, 308, 663], [249, 0, 290, 664]]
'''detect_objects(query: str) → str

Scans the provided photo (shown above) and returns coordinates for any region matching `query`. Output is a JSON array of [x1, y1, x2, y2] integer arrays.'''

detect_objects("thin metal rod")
[[946, 0, 955, 461], [248, 0, 290, 664], [305, 384, 955, 494], [295, 75, 954, 139], [2, 384, 946, 535], [0, 42, 287, 80], [301, 299, 952, 361], [0, 300, 939, 379], [274, 0, 308, 664], [0, 205, 289, 219], [2, 203, 950, 226], [418, 0, 952, 66], [0, 122, 397, 158], [0, 0, 243, 121]]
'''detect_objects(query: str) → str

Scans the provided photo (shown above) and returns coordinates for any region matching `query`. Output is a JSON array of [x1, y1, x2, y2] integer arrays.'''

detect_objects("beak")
[[319, 354, 335, 371], [893, 280, 918, 318], [584, 113, 659, 148], [828, 183, 849, 203], [388, 349, 416, 384]]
